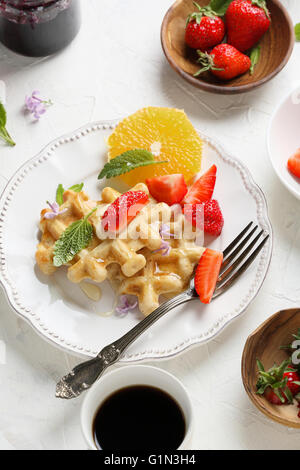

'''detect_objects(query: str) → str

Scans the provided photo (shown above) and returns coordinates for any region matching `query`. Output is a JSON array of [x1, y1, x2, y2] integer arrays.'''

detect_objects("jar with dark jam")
[[0, 0, 81, 57]]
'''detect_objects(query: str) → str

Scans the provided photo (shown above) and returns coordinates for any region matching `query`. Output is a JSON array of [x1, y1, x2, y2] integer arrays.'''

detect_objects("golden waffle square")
[[107, 212, 205, 316], [67, 183, 172, 283], [36, 190, 99, 275]]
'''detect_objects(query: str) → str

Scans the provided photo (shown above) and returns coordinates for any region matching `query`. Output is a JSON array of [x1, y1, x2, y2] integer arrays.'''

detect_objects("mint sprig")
[[98, 149, 168, 180], [0, 102, 15, 147], [209, 0, 234, 16], [56, 182, 84, 205], [249, 45, 261, 75], [295, 23, 300, 41], [53, 208, 96, 267]]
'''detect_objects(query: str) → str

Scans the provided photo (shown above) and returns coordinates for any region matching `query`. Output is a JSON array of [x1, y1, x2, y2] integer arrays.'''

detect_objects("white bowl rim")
[[267, 85, 300, 200], [80, 364, 194, 450]]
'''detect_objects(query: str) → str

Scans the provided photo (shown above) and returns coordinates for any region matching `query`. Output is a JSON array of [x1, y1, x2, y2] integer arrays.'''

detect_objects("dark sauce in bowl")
[[93, 385, 186, 450], [0, 0, 81, 57]]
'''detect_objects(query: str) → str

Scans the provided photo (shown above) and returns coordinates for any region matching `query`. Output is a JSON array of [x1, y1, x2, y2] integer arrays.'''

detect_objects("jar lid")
[[2, 1, 56, 7], [0, 0, 71, 23]]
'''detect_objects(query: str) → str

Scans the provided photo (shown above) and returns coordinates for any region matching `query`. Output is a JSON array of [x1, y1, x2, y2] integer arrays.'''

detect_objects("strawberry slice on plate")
[[183, 199, 224, 236], [183, 164, 217, 205], [204, 199, 224, 236], [146, 174, 188, 205], [102, 190, 149, 231], [194, 248, 223, 304], [287, 149, 300, 179]]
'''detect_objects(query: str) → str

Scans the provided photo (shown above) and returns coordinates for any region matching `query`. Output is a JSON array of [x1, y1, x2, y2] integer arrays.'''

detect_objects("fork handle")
[[56, 291, 194, 399], [109, 291, 193, 356]]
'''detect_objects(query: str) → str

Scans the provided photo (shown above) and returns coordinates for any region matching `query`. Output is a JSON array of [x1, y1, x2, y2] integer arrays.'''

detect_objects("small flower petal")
[[153, 240, 171, 256], [159, 223, 174, 239], [44, 211, 58, 220], [116, 295, 138, 315], [47, 201, 59, 213]]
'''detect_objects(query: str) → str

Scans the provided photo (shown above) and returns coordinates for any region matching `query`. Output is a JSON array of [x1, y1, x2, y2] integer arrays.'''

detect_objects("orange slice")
[[107, 107, 203, 186]]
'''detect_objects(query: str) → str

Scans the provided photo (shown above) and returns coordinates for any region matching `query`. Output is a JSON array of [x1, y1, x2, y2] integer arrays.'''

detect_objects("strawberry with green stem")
[[194, 44, 251, 80], [185, 1, 226, 51], [226, 0, 271, 53], [256, 359, 300, 405]]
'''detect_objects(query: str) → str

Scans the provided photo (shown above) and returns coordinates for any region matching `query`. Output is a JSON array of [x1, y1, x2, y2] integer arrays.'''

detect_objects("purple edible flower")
[[44, 201, 67, 220], [25, 90, 52, 120], [153, 239, 171, 257], [159, 223, 174, 239], [116, 295, 138, 316]]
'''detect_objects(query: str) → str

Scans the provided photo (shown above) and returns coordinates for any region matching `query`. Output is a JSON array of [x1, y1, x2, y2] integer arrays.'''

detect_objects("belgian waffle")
[[36, 184, 204, 316]]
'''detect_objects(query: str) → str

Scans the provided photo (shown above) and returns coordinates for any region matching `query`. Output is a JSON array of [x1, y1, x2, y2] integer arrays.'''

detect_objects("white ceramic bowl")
[[268, 87, 300, 200], [81, 365, 194, 450]]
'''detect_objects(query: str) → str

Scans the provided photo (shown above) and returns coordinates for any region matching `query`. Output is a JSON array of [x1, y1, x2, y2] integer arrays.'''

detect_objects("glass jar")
[[0, 0, 81, 57]]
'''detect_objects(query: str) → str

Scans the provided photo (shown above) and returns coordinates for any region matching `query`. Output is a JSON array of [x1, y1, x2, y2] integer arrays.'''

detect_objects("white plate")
[[0, 121, 272, 361], [268, 86, 300, 200]]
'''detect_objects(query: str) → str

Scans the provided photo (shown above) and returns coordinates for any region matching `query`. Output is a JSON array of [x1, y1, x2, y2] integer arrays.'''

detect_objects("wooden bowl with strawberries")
[[161, 0, 294, 94], [242, 308, 300, 428]]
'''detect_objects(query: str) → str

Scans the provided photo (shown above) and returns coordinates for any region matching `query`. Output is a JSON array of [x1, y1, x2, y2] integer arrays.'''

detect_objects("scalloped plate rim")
[[0, 120, 273, 361]]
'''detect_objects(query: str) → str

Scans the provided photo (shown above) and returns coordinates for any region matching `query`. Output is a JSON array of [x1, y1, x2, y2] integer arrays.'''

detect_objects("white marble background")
[[0, 0, 300, 450]]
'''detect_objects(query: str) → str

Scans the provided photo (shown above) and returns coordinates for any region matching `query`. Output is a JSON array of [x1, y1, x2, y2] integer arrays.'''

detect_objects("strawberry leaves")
[[187, 0, 232, 24], [209, 0, 234, 16], [98, 149, 168, 180], [256, 359, 293, 403], [53, 208, 97, 267], [249, 44, 261, 75]]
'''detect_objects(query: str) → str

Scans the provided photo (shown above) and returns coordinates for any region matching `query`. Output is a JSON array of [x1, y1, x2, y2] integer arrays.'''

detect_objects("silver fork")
[[56, 222, 269, 399]]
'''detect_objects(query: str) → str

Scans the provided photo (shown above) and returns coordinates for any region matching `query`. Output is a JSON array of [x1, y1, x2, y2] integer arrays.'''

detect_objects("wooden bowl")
[[242, 308, 300, 428], [161, 0, 294, 94]]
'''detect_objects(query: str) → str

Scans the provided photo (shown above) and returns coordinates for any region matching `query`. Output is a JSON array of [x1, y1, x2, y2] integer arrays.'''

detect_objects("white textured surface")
[[0, 0, 299, 450]]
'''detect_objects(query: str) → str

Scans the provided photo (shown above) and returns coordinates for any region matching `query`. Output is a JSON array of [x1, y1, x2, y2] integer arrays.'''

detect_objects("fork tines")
[[213, 222, 269, 299]]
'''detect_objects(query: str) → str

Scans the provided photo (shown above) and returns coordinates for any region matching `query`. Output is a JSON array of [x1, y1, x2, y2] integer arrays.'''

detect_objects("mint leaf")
[[295, 23, 300, 41], [249, 45, 261, 75], [69, 182, 84, 192], [56, 184, 65, 205], [0, 102, 15, 147], [53, 208, 97, 267], [98, 149, 168, 180], [56, 182, 84, 205], [209, 0, 233, 15]]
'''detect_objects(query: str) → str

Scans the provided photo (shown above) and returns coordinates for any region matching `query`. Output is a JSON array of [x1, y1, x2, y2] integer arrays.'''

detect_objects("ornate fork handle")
[[56, 291, 193, 399]]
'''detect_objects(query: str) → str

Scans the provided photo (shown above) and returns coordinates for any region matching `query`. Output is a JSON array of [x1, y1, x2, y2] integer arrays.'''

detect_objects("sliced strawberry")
[[182, 165, 217, 205], [204, 199, 224, 236], [183, 199, 224, 236], [194, 249, 223, 304], [287, 149, 300, 179], [102, 191, 149, 231], [146, 174, 188, 206]]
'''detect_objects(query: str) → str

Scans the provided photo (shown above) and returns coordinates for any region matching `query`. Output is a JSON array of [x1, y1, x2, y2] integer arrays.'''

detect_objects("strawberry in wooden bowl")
[[161, 0, 294, 94]]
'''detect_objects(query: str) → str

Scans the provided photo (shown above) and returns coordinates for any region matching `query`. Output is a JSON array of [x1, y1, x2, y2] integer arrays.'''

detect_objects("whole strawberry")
[[226, 0, 271, 52], [256, 359, 300, 405], [185, 2, 225, 51], [194, 44, 251, 80]]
